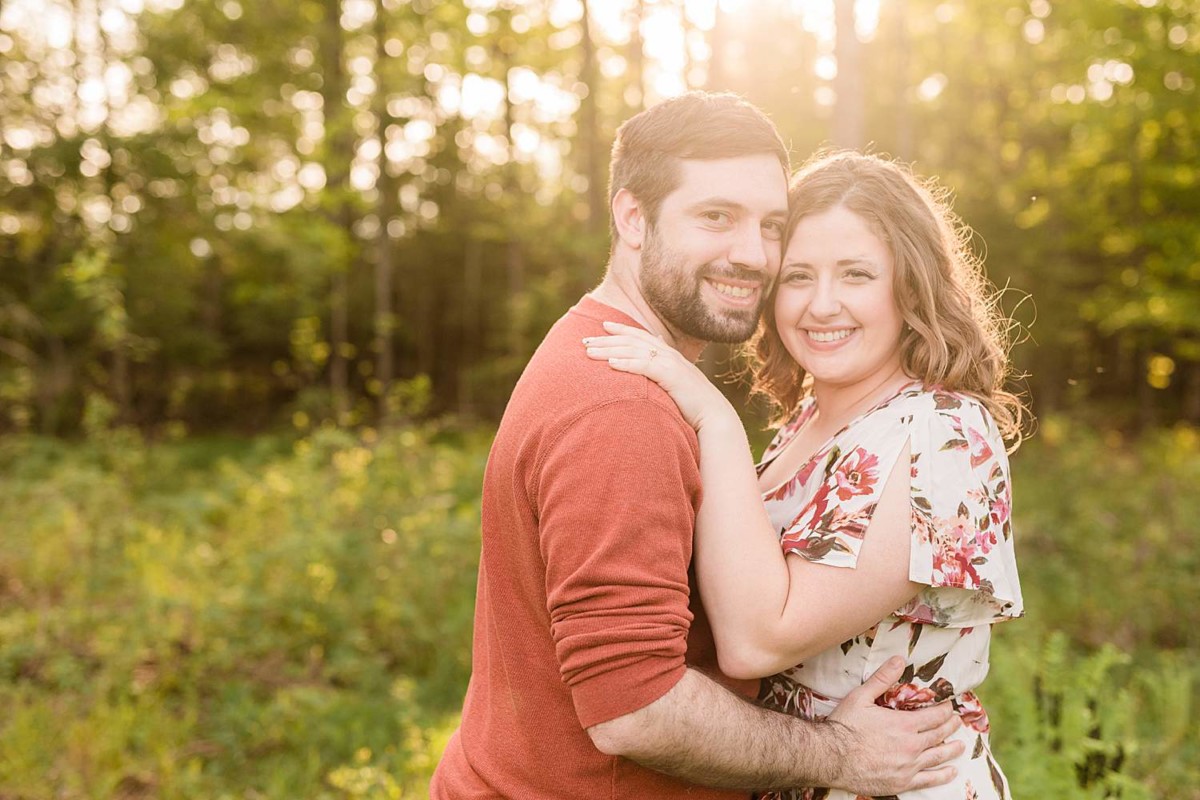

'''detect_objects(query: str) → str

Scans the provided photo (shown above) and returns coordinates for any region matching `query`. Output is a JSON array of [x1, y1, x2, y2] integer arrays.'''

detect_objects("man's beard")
[[639, 226, 767, 344]]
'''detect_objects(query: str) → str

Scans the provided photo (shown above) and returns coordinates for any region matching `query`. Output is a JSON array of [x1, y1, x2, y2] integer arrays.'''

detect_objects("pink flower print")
[[764, 473, 801, 502], [896, 598, 938, 624], [965, 781, 979, 800], [933, 509, 973, 551], [792, 482, 833, 531], [933, 547, 981, 588], [761, 675, 818, 720], [877, 682, 937, 710], [833, 447, 880, 501], [967, 426, 994, 469], [976, 523, 997, 554], [796, 453, 822, 487], [931, 511, 981, 588], [955, 691, 991, 733], [911, 507, 934, 545], [990, 493, 1011, 528]]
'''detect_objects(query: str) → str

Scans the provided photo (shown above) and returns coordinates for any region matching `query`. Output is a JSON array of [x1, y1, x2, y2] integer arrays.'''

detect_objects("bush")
[[0, 421, 487, 798], [0, 417, 1195, 797], [1011, 417, 1200, 650]]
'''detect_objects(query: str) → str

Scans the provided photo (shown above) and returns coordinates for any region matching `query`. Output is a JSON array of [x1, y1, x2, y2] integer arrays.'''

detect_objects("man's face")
[[637, 154, 789, 343]]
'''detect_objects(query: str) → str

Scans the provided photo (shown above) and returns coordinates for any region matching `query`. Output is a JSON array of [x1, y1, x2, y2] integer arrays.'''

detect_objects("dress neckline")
[[758, 380, 921, 498]]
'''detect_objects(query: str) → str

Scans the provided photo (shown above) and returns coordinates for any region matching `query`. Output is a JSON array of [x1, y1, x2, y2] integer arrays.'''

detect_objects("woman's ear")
[[611, 188, 645, 250]]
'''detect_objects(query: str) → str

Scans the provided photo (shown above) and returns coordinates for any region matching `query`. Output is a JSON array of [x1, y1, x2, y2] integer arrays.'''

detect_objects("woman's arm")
[[585, 322, 921, 679]]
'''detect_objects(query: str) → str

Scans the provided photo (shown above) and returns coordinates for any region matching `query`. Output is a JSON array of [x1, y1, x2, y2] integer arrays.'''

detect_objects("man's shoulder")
[[515, 301, 691, 431], [514, 349, 693, 446]]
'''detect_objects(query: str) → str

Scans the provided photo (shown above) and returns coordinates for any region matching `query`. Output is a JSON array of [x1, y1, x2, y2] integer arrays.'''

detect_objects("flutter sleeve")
[[777, 413, 911, 569], [897, 391, 1023, 627]]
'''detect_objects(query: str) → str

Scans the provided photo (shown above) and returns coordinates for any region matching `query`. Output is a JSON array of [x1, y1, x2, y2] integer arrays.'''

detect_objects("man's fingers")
[[921, 709, 962, 746], [845, 656, 905, 704], [896, 700, 955, 733], [916, 737, 966, 771], [905, 765, 958, 792]]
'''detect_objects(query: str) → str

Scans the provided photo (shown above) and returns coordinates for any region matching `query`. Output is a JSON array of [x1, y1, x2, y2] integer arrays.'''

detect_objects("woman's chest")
[[757, 425, 837, 502]]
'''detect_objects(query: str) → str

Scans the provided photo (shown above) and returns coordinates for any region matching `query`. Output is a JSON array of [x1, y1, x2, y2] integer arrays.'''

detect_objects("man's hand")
[[824, 656, 965, 796]]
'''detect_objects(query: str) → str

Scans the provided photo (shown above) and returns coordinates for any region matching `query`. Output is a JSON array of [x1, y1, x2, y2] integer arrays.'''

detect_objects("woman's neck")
[[809, 365, 913, 433]]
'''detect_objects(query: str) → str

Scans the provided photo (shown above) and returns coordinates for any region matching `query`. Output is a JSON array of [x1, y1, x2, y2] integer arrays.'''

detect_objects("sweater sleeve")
[[533, 396, 703, 729]]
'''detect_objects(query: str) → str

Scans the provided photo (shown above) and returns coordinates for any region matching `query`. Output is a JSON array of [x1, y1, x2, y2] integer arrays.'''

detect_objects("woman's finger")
[[586, 346, 671, 367], [601, 320, 648, 337], [584, 344, 653, 361], [601, 320, 666, 345]]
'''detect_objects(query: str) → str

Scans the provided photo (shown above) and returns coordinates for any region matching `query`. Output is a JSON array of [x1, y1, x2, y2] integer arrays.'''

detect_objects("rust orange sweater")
[[432, 297, 748, 799]]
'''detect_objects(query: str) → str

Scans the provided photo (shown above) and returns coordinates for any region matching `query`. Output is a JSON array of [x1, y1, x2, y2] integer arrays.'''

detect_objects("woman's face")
[[773, 204, 906, 392]]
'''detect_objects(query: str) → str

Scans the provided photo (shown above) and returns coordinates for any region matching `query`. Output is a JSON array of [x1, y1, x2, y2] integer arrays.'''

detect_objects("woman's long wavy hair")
[[749, 152, 1028, 449]]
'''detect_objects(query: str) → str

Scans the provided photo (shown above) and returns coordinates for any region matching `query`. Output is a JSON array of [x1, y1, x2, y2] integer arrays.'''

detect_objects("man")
[[432, 92, 963, 798]]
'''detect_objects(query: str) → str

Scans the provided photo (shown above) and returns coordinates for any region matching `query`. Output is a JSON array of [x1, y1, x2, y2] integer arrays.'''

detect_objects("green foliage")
[[985, 631, 1198, 800], [976, 419, 1200, 798], [1011, 417, 1200, 650], [2, 0, 1198, 432], [0, 422, 486, 797], [1, 419, 1197, 797]]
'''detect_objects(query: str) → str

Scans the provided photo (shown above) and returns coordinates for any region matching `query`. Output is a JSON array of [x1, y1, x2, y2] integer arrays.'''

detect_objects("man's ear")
[[611, 188, 646, 250]]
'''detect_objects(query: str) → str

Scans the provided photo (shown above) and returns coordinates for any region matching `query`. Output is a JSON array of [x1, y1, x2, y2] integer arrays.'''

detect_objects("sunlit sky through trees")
[[1, 0, 896, 228]]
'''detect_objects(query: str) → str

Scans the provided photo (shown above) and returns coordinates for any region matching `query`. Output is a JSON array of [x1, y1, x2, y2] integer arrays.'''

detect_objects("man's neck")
[[590, 261, 707, 362]]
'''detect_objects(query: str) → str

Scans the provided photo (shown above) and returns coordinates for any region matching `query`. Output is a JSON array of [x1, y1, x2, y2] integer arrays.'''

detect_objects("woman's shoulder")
[[887, 385, 1000, 436]]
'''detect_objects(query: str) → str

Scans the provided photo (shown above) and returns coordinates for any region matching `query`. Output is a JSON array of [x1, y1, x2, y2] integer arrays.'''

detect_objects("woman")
[[585, 152, 1026, 800]]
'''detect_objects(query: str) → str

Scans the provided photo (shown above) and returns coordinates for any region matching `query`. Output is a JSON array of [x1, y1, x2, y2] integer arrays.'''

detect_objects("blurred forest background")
[[1, 0, 1198, 797]]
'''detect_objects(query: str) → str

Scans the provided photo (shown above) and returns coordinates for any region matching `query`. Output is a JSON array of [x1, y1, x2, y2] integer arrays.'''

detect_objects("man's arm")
[[588, 657, 964, 796]]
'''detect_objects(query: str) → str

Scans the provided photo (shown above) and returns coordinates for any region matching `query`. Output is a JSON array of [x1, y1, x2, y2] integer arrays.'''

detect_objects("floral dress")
[[756, 384, 1022, 800]]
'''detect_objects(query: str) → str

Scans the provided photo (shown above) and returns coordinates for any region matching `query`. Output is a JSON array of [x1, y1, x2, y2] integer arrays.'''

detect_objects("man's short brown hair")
[[607, 92, 789, 242]]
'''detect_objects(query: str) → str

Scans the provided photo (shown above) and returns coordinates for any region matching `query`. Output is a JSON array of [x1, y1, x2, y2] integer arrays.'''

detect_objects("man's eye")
[[762, 221, 784, 240], [702, 211, 730, 223]]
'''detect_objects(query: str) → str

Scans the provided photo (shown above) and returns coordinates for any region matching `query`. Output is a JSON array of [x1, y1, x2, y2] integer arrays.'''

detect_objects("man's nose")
[[729, 222, 770, 274]]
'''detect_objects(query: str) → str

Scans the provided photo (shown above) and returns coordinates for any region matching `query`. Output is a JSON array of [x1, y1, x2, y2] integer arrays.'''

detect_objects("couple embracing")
[[433, 91, 1025, 800]]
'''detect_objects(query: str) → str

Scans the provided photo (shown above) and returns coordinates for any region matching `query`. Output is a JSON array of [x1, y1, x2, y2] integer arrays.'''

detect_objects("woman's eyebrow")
[[781, 256, 877, 269]]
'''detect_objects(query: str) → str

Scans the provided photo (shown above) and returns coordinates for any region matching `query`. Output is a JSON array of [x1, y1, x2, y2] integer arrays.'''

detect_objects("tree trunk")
[[832, 0, 865, 149], [320, 0, 353, 424], [1185, 358, 1200, 423], [627, 0, 646, 109], [459, 237, 483, 415], [497, 9, 526, 360], [681, 0, 697, 90], [889, 0, 913, 159], [76, 0, 133, 424], [578, 0, 604, 239], [373, 0, 396, 425], [707, 2, 726, 90], [1137, 346, 1156, 430]]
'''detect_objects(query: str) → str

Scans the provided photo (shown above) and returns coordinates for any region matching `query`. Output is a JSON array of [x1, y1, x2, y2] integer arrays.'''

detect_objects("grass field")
[[0, 418, 1196, 798]]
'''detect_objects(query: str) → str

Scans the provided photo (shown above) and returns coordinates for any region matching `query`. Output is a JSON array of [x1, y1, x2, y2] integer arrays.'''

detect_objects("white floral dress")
[[756, 384, 1022, 800]]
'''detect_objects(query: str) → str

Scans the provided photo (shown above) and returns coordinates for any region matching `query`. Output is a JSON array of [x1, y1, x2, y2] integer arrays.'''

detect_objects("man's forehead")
[[668, 155, 789, 208], [674, 154, 786, 177]]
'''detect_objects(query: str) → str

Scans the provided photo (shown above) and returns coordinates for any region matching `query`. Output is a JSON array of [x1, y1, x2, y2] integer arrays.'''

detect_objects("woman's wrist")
[[696, 405, 748, 441]]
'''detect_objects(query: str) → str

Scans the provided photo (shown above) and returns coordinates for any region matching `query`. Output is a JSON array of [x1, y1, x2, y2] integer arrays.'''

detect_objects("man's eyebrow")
[[683, 197, 789, 218]]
